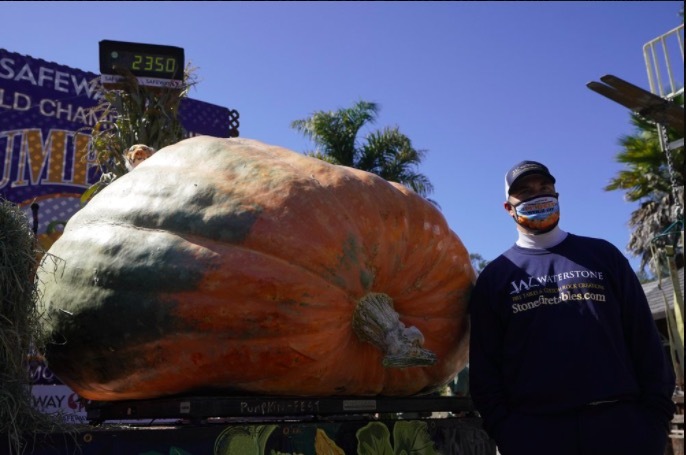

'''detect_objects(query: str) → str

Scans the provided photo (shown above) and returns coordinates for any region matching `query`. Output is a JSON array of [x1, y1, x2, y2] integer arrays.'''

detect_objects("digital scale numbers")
[[109, 51, 178, 75]]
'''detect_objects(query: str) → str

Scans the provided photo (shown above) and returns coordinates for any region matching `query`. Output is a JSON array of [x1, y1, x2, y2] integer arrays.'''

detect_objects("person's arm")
[[615, 251, 676, 427], [468, 275, 510, 435]]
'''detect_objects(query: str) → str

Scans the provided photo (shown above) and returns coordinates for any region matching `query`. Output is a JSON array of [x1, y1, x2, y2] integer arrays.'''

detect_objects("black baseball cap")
[[505, 160, 556, 196]]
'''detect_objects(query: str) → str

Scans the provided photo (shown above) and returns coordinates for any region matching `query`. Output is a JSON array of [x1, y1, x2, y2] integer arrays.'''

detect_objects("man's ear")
[[503, 201, 513, 214]]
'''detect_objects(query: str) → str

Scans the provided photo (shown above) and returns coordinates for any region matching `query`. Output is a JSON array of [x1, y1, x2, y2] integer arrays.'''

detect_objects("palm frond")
[[605, 92, 684, 272], [292, 101, 435, 201], [291, 100, 380, 166]]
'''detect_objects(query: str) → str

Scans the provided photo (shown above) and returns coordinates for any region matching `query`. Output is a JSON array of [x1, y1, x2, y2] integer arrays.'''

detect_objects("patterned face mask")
[[511, 194, 560, 234]]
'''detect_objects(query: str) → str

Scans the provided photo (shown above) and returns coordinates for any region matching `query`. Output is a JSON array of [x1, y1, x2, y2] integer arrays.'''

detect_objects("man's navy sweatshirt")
[[468, 233, 675, 433]]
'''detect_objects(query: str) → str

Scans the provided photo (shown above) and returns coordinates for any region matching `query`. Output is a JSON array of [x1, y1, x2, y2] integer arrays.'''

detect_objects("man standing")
[[468, 160, 675, 455]]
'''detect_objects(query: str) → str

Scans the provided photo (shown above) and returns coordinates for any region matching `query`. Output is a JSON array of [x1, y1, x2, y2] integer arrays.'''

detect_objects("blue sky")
[[2, 1, 683, 271]]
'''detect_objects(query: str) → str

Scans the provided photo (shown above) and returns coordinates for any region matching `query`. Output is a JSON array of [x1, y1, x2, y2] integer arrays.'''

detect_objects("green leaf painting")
[[214, 424, 277, 455], [356, 421, 438, 455]]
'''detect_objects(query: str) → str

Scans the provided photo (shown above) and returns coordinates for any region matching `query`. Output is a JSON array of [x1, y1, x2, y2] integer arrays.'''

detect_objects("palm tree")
[[604, 94, 684, 272], [291, 101, 434, 199], [470, 253, 490, 275]]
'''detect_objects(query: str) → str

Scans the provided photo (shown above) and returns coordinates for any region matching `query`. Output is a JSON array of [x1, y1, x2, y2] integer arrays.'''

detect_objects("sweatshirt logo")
[[509, 270, 604, 295], [508, 270, 607, 314]]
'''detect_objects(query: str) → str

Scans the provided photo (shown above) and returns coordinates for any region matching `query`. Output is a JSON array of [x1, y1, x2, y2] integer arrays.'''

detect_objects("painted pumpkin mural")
[[36, 136, 475, 401]]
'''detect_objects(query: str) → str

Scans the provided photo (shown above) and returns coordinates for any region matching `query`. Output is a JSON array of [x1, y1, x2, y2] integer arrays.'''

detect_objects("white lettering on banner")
[[0, 56, 99, 99], [0, 57, 13, 78], [0, 89, 31, 111], [28, 361, 58, 384], [0, 88, 109, 126], [14, 62, 37, 85], [38, 98, 104, 125]]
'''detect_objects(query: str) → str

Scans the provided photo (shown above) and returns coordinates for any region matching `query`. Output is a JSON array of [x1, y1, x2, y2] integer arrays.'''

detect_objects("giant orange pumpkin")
[[36, 136, 475, 401]]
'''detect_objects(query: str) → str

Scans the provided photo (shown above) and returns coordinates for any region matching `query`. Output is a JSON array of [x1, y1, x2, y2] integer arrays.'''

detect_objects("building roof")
[[644, 267, 684, 320]]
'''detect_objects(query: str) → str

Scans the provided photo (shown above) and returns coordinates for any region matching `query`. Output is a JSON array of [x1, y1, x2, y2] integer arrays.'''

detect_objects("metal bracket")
[[587, 74, 684, 135]]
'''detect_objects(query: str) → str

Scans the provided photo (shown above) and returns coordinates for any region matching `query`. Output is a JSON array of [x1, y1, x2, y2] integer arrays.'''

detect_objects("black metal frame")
[[87, 394, 476, 424]]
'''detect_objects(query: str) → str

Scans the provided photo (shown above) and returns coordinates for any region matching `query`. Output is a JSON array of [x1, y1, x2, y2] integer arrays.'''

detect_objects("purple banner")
[[0, 48, 236, 235]]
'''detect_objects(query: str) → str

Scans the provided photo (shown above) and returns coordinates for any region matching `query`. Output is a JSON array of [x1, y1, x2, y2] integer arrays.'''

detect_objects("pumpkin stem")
[[352, 293, 437, 368]]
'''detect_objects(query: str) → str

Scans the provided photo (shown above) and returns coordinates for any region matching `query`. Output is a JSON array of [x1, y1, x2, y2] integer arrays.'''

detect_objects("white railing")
[[643, 23, 684, 99]]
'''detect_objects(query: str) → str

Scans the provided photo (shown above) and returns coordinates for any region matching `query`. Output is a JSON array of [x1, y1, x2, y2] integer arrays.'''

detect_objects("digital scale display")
[[99, 40, 184, 88]]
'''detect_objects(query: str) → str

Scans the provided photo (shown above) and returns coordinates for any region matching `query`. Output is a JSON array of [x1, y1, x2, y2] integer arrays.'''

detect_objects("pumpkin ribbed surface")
[[37, 136, 475, 401]]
